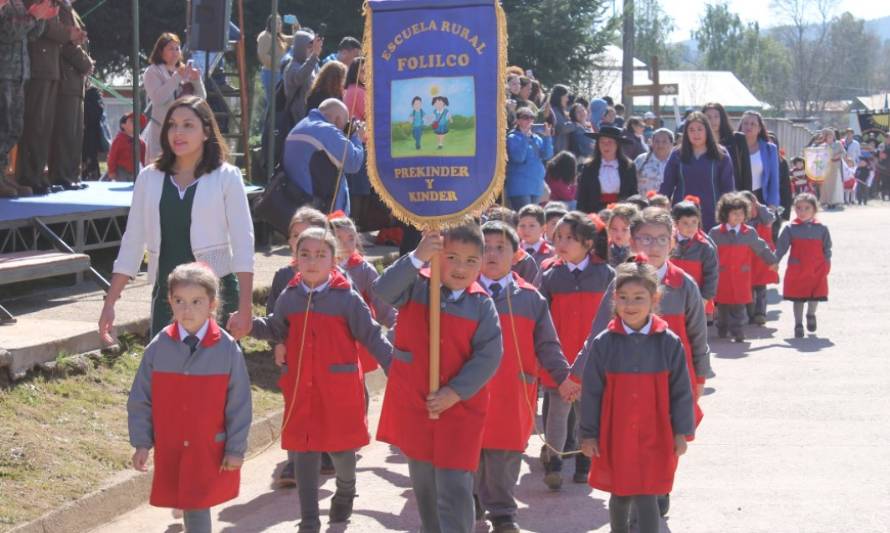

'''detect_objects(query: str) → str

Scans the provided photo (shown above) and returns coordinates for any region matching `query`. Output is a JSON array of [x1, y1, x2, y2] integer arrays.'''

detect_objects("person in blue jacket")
[[737, 110, 780, 208], [506, 107, 553, 209], [283, 98, 364, 214]]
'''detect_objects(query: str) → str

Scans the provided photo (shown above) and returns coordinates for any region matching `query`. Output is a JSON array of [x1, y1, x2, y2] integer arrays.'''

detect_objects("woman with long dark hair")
[[622, 116, 649, 160], [659, 112, 735, 230], [702, 102, 746, 190], [549, 84, 577, 154], [567, 103, 595, 159], [737, 110, 780, 207], [576, 126, 638, 213], [143, 33, 205, 161], [99, 96, 255, 341]]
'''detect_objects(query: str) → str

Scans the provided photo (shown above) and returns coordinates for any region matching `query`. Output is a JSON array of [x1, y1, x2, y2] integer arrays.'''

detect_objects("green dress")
[[150, 174, 240, 336]]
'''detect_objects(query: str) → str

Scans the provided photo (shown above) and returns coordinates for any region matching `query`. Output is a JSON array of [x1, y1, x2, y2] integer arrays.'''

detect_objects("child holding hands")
[[128, 263, 252, 533], [373, 224, 503, 533], [579, 259, 695, 533]]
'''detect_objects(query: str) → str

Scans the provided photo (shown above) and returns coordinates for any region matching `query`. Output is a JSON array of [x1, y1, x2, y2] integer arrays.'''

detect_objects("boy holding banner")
[[373, 225, 503, 533]]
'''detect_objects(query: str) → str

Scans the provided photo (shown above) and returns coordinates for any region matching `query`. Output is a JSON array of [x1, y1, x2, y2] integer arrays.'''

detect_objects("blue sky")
[[654, 0, 890, 41], [390, 76, 476, 122]]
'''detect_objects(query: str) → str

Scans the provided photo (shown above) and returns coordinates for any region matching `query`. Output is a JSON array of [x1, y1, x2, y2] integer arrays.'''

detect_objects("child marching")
[[708, 193, 779, 342], [127, 263, 252, 533], [740, 190, 779, 326], [373, 224, 503, 533], [670, 198, 719, 321], [775, 193, 832, 338], [539, 211, 614, 489], [475, 221, 580, 532], [516, 204, 555, 268], [242, 228, 393, 533], [579, 259, 695, 533]]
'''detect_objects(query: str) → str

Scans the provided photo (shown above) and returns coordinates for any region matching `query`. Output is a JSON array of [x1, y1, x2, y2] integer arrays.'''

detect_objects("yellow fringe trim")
[[362, 0, 508, 230]]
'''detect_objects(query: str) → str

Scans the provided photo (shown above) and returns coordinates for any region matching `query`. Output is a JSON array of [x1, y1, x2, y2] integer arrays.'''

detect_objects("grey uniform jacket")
[[372, 254, 502, 399], [579, 321, 695, 440], [670, 232, 719, 300], [775, 220, 832, 262], [512, 249, 541, 287], [252, 271, 393, 372], [127, 323, 253, 458], [344, 255, 398, 328], [574, 264, 711, 381]]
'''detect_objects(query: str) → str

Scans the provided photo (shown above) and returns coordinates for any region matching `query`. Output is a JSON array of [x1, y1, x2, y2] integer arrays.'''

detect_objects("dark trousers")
[[293, 450, 357, 529], [609, 494, 660, 533], [182, 509, 211, 533], [0, 80, 25, 174], [717, 303, 747, 335], [474, 449, 522, 521], [49, 92, 84, 185], [17, 78, 58, 188], [408, 458, 475, 533]]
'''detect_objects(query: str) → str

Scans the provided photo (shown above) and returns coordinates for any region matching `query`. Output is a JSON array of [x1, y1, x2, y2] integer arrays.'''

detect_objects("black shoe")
[[794, 324, 804, 338], [474, 493, 485, 521], [297, 518, 321, 533], [276, 460, 296, 487], [77, 182, 89, 189], [329, 491, 356, 523], [806, 314, 817, 332], [752, 313, 766, 325], [31, 185, 50, 195], [59, 181, 80, 191], [658, 493, 670, 517], [49, 184, 64, 193], [491, 515, 520, 533], [320, 452, 335, 475], [543, 470, 562, 491]]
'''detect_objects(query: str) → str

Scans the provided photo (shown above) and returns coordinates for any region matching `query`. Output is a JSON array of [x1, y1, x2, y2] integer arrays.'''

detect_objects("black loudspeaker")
[[188, 0, 231, 52]]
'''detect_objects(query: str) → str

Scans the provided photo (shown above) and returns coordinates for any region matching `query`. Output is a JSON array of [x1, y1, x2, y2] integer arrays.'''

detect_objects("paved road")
[[90, 205, 890, 533]]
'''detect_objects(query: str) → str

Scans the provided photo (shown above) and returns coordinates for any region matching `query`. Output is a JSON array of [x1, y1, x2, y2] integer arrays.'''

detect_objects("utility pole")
[[621, 0, 634, 111]]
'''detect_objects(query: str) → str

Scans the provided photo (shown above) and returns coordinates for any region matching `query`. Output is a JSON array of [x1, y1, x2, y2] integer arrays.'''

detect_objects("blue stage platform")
[[0, 181, 263, 254]]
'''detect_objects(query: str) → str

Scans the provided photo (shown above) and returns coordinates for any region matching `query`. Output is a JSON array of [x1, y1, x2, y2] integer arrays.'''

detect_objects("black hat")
[[585, 125, 633, 143]]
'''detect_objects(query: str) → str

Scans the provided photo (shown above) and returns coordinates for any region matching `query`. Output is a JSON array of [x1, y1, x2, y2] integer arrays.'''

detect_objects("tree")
[[734, 26, 790, 111], [633, 0, 681, 68], [80, 0, 365, 77], [693, 3, 746, 71], [502, 0, 619, 87], [823, 13, 879, 100]]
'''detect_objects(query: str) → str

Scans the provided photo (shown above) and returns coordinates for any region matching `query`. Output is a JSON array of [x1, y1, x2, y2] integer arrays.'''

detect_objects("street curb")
[[8, 371, 388, 533]]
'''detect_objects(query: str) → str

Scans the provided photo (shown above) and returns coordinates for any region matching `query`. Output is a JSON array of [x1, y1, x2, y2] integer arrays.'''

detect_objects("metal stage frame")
[[0, 208, 129, 255]]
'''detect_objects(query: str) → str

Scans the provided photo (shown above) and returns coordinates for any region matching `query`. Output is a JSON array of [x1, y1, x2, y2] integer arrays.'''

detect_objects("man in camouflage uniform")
[[0, 0, 56, 197]]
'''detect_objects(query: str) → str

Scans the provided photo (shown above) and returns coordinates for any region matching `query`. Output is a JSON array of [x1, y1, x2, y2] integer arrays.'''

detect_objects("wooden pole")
[[651, 56, 660, 119], [428, 250, 441, 420], [131, 0, 140, 174], [236, 0, 251, 181]]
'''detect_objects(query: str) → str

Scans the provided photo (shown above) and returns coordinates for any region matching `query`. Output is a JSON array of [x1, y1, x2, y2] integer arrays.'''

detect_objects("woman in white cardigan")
[[99, 96, 254, 341], [143, 32, 206, 161]]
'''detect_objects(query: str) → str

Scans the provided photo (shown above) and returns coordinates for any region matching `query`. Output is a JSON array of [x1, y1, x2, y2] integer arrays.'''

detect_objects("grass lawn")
[[391, 127, 476, 158], [0, 305, 283, 532]]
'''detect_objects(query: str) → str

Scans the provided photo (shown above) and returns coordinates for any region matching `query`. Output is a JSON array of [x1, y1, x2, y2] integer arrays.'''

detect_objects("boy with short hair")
[[106, 112, 146, 181], [543, 202, 568, 243], [476, 221, 578, 532], [516, 204, 554, 268], [670, 199, 719, 322], [373, 223, 503, 533]]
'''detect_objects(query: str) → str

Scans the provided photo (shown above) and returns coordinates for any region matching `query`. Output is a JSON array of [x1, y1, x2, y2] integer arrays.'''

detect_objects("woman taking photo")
[[99, 96, 255, 341], [505, 107, 553, 209], [634, 128, 674, 195], [659, 112, 735, 230], [702, 102, 746, 190], [738, 110, 780, 208], [576, 125, 638, 213], [567, 103, 595, 159], [549, 84, 576, 154], [143, 33, 205, 161], [622, 116, 649, 160]]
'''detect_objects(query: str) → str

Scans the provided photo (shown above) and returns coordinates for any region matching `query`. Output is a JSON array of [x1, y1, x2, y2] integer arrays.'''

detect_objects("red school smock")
[[374, 257, 502, 472], [538, 255, 615, 388], [708, 224, 777, 305], [127, 320, 252, 510], [748, 202, 780, 286], [579, 317, 695, 496], [671, 229, 719, 315], [775, 218, 832, 301], [343, 251, 397, 374], [251, 270, 393, 452], [482, 274, 570, 451]]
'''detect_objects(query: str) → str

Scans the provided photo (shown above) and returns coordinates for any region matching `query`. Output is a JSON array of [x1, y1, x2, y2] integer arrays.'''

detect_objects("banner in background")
[[364, 0, 507, 228], [804, 146, 830, 183]]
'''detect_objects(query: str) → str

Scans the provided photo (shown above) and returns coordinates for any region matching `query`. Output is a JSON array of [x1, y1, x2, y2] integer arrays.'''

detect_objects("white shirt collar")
[[655, 262, 668, 281], [522, 239, 544, 253], [623, 316, 653, 335], [443, 288, 465, 301], [300, 274, 331, 294], [480, 273, 513, 294], [728, 224, 742, 233], [567, 255, 590, 272], [178, 319, 209, 342]]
